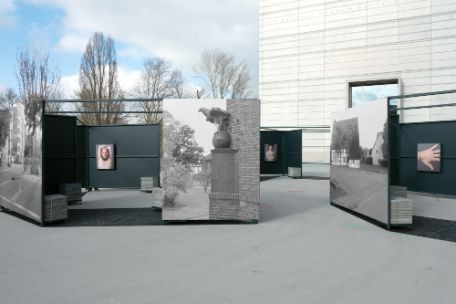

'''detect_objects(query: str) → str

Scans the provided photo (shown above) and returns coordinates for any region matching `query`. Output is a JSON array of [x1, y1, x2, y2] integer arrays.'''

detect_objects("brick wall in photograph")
[[227, 99, 260, 221]]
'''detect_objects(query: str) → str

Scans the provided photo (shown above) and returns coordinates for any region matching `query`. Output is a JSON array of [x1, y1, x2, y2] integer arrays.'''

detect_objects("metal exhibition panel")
[[283, 130, 302, 173], [260, 130, 302, 175], [330, 100, 389, 225], [260, 131, 283, 174], [44, 115, 160, 191], [0, 103, 43, 223], [161, 99, 260, 222], [75, 125, 88, 187], [387, 89, 456, 197], [43, 115, 79, 195], [394, 121, 456, 195], [88, 125, 160, 189]]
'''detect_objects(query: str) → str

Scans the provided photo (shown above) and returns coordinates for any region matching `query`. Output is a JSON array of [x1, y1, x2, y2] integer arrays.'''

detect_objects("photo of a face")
[[265, 144, 277, 162], [97, 144, 114, 170], [418, 143, 441, 172]]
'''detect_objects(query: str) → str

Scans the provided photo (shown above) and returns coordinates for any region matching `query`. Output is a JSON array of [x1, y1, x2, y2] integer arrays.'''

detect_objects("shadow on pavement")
[[49, 208, 163, 227], [393, 216, 456, 243]]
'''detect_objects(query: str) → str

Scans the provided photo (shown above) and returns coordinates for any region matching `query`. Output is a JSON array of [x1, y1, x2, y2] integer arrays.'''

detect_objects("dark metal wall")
[[44, 115, 160, 192], [392, 120, 456, 195], [88, 125, 160, 188], [44, 115, 80, 195], [76, 125, 88, 187], [260, 131, 283, 174], [283, 130, 303, 172], [260, 130, 302, 175]]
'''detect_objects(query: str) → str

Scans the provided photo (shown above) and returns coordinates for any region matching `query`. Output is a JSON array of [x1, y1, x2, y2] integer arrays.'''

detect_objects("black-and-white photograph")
[[0, 101, 42, 222], [161, 99, 260, 221], [162, 99, 227, 220], [96, 144, 115, 170], [264, 144, 278, 162], [330, 100, 389, 224], [417, 143, 441, 172]]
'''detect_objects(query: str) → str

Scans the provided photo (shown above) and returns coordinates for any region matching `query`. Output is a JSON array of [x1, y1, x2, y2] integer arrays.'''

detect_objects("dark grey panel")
[[398, 159, 456, 194], [283, 130, 302, 172], [260, 131, 283, 174], [44, 115, 76, 157], [396, 120, 456, 195], [45, 159, 77, 194], [75, 126, 87, 187], [88, 125, 160, 157], [43, 115, 79, 195], [88, 158, 160, 188], [260, 130, 302, 175], [88, 125, 160, 188], [399, 121, 456, 158]]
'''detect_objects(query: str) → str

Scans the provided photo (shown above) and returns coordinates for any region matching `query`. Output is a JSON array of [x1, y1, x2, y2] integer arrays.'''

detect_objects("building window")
[[349, 80, 399, 107]]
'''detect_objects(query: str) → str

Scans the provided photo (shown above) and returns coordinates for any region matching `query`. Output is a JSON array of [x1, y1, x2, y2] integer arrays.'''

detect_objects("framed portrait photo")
[[264, 144, 278, 162], [96, 144, 115, 170], [417, 143, 441, 172]]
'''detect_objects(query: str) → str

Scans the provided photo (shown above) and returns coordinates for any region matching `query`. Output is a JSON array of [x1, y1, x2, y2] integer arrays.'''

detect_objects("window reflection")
[[351, 83, 398, 107]]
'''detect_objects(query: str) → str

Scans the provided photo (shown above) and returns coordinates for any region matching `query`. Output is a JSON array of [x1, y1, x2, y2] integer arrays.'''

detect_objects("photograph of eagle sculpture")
[[199, 107, 232, 149]]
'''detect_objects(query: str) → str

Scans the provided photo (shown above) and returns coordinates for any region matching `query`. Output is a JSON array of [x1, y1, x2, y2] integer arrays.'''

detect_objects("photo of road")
[[0, 166, 41, 221], [330, 100, 389, 224], [0, 103, 42, 223], [330, 165, 388, 223]]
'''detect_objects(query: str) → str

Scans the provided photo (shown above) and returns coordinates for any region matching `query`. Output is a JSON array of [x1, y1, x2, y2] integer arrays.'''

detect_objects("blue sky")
[[0, 0, 258, 97]]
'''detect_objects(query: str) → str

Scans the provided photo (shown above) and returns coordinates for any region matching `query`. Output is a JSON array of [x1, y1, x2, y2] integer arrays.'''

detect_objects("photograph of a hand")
[[418, 143, 441, 172]]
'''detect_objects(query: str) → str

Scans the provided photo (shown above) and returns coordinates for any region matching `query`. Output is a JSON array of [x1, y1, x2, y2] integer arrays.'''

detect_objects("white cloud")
[[60, 73, 79, 98], [0, 0, 16, 28], [55, 30, 89, 53], [60, 66, 142, 99], [117, 66, 141, 95], [28, 0, 259, 96]]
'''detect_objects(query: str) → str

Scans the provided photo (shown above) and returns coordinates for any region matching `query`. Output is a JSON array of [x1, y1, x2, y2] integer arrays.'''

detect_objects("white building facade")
[[260, 0, 456, 163]]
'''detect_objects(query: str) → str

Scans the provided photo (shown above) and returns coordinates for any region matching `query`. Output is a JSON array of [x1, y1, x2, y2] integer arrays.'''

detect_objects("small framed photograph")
[[264, 144, 278, 162], [96, 144, 115, 170], [417, 143, 441, 172]]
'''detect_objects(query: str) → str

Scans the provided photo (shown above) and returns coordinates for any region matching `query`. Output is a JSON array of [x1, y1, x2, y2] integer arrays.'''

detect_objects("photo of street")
[[330, 100, 389, 224], [0, 103, 42, 222]]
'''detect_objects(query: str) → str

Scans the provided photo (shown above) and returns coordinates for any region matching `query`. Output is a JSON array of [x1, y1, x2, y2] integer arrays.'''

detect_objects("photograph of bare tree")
[[161, 99, 260, 222], [162, 99, 225, 220]]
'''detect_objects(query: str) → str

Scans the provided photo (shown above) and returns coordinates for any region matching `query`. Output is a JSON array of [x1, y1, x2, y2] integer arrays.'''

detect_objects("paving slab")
[[1, 177, 456, 304]]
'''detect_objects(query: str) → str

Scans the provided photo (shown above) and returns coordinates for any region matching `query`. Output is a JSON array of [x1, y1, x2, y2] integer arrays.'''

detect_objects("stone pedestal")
[[209, 149, 240, 219]]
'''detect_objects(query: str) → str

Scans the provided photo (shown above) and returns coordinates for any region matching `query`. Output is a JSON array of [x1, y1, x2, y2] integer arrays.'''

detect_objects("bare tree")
[[195, 87, 206, 99], [16, 48, 62, 135], [134, 57, 185, 124], [0, 88, 18, 150], [194, 49, 251, 99], [76, 32, 125, 125], [0, 87, 18, 109]]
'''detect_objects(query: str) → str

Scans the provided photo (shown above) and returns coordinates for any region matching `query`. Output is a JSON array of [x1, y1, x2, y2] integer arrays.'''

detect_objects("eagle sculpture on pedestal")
[[199, 107, 232, 149], [198, 107, 231, 132]]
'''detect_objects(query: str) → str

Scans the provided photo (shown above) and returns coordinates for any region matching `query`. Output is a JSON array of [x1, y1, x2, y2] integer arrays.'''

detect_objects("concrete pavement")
[[1, 177, 456, 304]]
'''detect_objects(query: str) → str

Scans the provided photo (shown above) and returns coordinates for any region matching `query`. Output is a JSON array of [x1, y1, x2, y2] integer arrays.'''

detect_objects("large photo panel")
[[161, 99, 260, 221], [0, 102, 42, 223], [330, 100, 389, 224]]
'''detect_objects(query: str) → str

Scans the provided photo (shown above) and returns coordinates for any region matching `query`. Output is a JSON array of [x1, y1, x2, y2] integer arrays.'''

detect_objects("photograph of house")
[[330, 100, 388, 224]]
